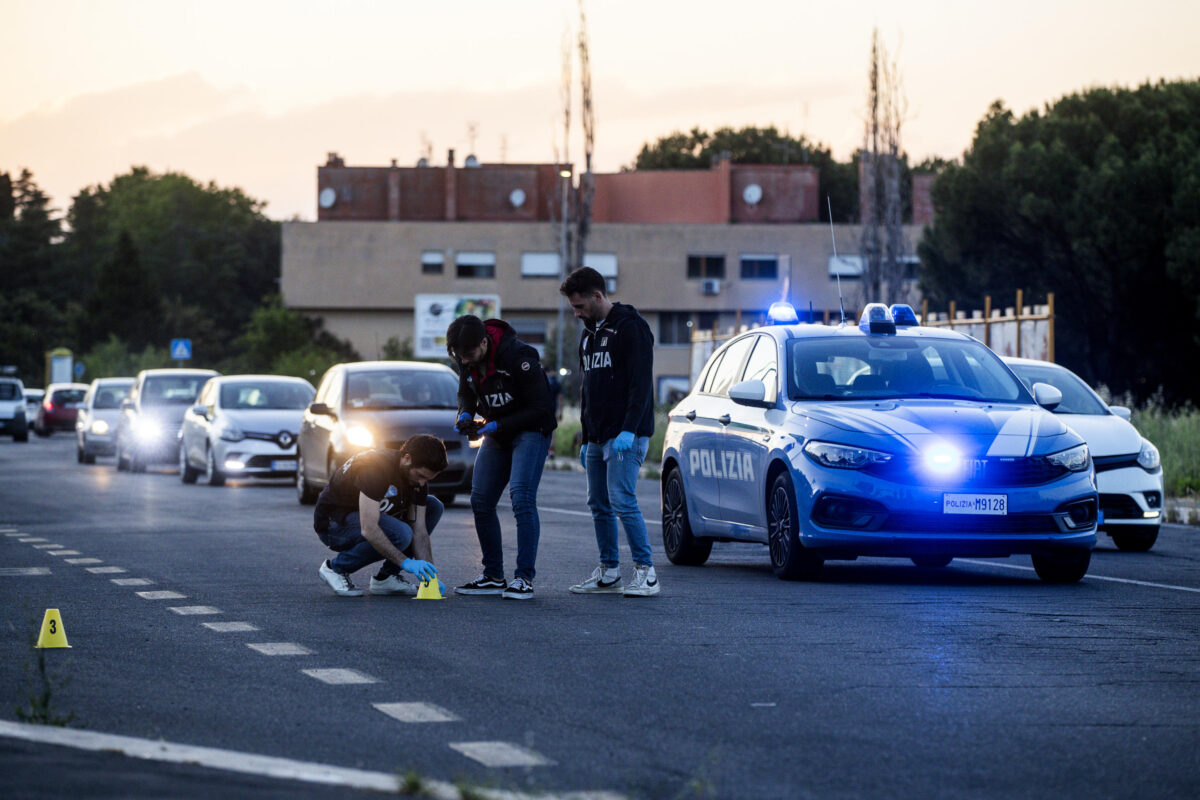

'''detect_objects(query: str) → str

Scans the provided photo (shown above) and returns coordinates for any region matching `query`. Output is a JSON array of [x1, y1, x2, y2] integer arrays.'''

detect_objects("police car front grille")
[[865, 456, 1068, 487], [884, 512, 1059, 534]]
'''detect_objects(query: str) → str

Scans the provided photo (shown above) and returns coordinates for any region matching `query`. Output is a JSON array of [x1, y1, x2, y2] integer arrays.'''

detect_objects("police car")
[[661, 303, 1098, 583]]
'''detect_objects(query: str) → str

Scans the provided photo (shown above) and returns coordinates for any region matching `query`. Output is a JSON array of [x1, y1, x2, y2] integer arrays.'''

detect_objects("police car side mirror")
[[729, 379, 773, 408], [1109, 405, 1132, 421], [308, 402, 337, 420], [1032, 382, 1062, 411]]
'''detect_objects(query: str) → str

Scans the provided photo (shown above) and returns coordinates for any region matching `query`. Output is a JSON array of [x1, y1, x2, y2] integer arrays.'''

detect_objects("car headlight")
[[90, 419, 109, 435], [1137, 438, 1160, 471], [803, 440, 892, 469], [345, 425, 374, 448], [132, 418, 161, 442], [215, 421, 245, 442], [1045, 443, 1090, 472]]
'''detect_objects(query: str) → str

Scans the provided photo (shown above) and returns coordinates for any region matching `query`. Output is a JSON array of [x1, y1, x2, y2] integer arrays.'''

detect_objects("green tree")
[[631, 125, 861, 222], [918, 81, 1200, 404], [82, 230, 164, 351], [228, 295, 358, 377]]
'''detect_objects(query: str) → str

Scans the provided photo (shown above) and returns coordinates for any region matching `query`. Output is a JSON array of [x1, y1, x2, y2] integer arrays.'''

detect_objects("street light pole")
[[556, 167, 571, 376]]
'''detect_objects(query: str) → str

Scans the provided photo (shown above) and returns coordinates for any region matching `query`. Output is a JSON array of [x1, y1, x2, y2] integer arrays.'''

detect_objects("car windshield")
[[52, 389, 86, 404], [93, 385, 131, 409], [220, 380, 315, 410], [788, 336, 1029, 403], [1007, 363, 1108, 415], [0, 383, 20, 401], [142, 375, 209, 405], [344, 370, 458, 409]]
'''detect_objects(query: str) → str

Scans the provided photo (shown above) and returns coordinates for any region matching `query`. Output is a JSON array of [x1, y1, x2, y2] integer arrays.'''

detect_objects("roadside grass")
[[1099, 388, 1200, 498]]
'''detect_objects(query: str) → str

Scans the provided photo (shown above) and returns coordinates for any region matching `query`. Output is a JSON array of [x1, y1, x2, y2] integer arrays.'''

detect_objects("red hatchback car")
[[35, 382, 89, 436]]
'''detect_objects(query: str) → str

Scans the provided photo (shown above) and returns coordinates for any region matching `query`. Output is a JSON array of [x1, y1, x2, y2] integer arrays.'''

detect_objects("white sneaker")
[[369, 574, 418, 596], [569, 564, 624, 594], [319, 560, 363, 597], [624, 564, 660, 597]]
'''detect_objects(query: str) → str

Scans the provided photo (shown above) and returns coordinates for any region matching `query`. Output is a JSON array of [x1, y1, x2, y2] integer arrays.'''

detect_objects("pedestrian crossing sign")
[[170, 339, 192, 360]]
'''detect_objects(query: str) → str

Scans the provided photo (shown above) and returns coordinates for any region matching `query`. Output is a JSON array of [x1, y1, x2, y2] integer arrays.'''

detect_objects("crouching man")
[[314, 434, 446, 597]]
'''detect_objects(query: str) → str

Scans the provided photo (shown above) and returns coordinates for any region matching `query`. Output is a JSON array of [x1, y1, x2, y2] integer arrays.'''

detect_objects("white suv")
[[0, 377, 29, 442]]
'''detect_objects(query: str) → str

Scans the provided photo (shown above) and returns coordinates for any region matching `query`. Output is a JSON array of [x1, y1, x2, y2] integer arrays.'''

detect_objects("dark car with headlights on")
[[114, 368, 219, 472], [296, 361, 474, 505], [661, 302, 1098, 583]]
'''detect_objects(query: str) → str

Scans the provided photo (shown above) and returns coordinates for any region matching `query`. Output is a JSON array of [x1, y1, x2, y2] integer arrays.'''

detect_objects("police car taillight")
[[767, 302, 800, 325], [889, 304, 920, 327], [858, 303, 896, 334]]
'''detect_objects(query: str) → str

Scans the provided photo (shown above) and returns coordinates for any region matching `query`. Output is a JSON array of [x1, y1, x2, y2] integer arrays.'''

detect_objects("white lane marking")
[[373, 702, 460, 723], [112, 578, 154, 586], [449, 741, 555, 768], [87, 566, 127, 574], [47, 550, 81, 556], [2, 529, 21, 534], [136, 590, 186, 600], [33, 544, 64, 549], [65, 557, 103, 565], [17, 537, 47, 542], [750, 702, 777, 708], [169, 606, 221, 615], [203, 621, 259, 632], [247, 642, 312, 656], [0, 567, 51, 576], [957, 559, 1200, 593], [302, 668, 378, 685], [541, 506, 663, 526]]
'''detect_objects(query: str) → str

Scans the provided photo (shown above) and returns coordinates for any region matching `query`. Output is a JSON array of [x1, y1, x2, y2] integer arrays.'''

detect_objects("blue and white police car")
[[660, 302, 1098, 583]]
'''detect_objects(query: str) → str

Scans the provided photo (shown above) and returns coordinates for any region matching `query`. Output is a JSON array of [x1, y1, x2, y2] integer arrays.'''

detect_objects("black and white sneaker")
[[319, 560, 363, 597], [623, 564, 660, 597], [502, 577, 534, 600], [454, 573, 506, 595], [569, 564, 624, 594]]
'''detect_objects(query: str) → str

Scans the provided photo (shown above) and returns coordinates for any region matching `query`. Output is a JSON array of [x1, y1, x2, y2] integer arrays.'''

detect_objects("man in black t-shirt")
[[313, 434, 448, 597]]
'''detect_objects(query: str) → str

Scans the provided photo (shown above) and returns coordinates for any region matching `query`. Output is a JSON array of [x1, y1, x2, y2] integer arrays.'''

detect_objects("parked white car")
[[1003, 357, 1163, 551], [75, 378, 135, 463], [0, 377, 29, 442], [23, 387, 44, 425], [180, 374, 315, 486]]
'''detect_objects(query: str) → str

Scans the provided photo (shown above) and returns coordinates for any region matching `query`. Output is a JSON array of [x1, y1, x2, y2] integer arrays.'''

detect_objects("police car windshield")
[[344, 370, 458, 409], [1006, 363, 1109, 415], [788, 337, 1028, 403]]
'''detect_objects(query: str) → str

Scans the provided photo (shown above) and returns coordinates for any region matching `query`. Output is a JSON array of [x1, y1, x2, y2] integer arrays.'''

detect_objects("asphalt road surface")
[[2, 436, 1199, 799]]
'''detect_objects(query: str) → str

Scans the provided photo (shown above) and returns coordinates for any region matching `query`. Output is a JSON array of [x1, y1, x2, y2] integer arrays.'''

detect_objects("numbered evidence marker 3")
[[36, 609, 70, 649]]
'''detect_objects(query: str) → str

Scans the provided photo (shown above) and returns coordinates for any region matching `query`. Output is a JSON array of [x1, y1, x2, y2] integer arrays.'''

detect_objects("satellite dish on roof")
[[464, 154, 480, 167], [509, 188, 526, 208], [743, 183, 763, 205], [318, 187, 337, 209], [417, 157, 429, 167]]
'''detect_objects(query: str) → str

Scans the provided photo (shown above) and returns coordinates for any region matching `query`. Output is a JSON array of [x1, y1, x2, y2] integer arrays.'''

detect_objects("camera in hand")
[[457, 417, 483, 440]]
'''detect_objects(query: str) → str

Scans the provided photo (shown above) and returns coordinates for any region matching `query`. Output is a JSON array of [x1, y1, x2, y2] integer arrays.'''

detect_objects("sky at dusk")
[[3, 0, 1198, 221]]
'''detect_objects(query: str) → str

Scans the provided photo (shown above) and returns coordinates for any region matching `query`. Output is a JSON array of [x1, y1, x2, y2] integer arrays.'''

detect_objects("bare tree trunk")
[[572, 0, 595, 273], [860, 30, 884, 306]]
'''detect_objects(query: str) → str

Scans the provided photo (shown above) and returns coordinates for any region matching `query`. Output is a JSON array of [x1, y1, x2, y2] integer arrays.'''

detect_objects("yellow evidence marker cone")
[[35, 608, 70, 648], [414, 577, 444, 600]]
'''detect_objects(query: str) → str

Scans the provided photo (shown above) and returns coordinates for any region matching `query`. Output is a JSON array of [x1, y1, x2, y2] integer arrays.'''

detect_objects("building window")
[[456, 251, 496, 279], [687, 255, 725, 279], [696, 311, 719, 332], [740, 254, 778, 280], [659, 312, 692, 346], [510, 319, 548, 357], [521, 252, 561, 278], [421, 251, 444, 275]]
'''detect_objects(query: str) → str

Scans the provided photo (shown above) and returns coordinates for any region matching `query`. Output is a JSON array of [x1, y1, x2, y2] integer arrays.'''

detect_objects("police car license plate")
[[943, 493, 1007, 515], [271, 459, 296, 471]]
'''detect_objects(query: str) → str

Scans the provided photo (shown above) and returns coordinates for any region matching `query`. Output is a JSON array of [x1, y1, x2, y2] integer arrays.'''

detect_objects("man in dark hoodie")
[[446, 315, 557, 600], [559, 267, 660, 597]]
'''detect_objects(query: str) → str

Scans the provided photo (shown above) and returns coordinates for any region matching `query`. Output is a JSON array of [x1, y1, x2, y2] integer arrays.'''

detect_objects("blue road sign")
[[73, 361, 85, 378], [170, 339, 192, 360]]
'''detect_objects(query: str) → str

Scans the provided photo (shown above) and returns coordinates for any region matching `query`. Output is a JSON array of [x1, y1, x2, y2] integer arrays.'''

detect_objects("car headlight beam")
[[803, 440, 892, 470], [90, 419, 109, 435], [346, 425, 374, 448]]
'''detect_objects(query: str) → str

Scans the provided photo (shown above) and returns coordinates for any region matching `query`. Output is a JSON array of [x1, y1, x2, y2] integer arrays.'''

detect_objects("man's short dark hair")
[[559, 266, 607, 298], [401, 433, 448, 473], [445, 315, 488, 360]]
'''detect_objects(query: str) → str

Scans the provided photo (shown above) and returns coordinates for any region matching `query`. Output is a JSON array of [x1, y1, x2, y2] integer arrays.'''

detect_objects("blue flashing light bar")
[[768, 301, 800, 325], [889, 304, 920, 327], [858, 303, 896, 334]]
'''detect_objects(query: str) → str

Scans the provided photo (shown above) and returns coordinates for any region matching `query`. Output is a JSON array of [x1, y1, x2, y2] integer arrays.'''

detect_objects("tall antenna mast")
[[827, 196, 847, 325]]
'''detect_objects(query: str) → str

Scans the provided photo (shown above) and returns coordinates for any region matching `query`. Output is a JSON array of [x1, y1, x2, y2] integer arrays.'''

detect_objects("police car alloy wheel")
[[661, 468, 713, 566], [767, 472, 823, 581]]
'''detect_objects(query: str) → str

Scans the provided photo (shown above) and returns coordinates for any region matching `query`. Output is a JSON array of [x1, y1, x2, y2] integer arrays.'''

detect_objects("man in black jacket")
[[559, 267, 660, 597], [446, 315, 557, 600]]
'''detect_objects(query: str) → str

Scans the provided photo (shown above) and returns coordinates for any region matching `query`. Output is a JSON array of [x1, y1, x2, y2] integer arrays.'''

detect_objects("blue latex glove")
[[613, 431, 636, 453], [401, 558, 438, 582], [455, 412, 472, 433], [478, 421, 498, 436], [579, 443, 588, 469]]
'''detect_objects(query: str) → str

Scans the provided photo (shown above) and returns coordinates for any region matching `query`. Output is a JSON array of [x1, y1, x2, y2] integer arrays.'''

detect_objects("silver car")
[[75, 378, 134, 463], [180, 375, 315, 486], [115, 368, 220, 472]]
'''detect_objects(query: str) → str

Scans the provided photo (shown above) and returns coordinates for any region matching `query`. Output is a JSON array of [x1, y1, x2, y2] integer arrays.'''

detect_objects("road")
[[2, 436, 1199, 799]]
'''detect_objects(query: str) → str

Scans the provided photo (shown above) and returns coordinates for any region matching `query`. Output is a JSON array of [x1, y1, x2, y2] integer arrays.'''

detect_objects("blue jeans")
[[585, 436, 653, 568], [470, 431, 552, 582], [324, 496, 443, 576]]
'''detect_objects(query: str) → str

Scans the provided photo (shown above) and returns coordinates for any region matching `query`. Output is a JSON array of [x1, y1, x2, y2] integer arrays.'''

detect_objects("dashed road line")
[[136, 590, 186, 600], [87, 566, 127, 574], [168, 606, 221, 615], [33, 544, 64, 549], [0, 567, 51, 576], [1, 529, 21, 534], [203, 621, 259, 632], [302, 668, 378, 685], [65, 557, 103, 565], [112, 578, 154, 586], [247, 642, 311, 656], [47, 550, 81, 556], [17, 537, 48, 542], [449, 741, 555, 768], [373, 702, 460, 723]]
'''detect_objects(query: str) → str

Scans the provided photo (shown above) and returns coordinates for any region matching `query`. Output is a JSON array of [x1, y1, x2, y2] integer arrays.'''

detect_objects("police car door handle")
[[685, 410, 696, 421], [718, 414, 731, 426]]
